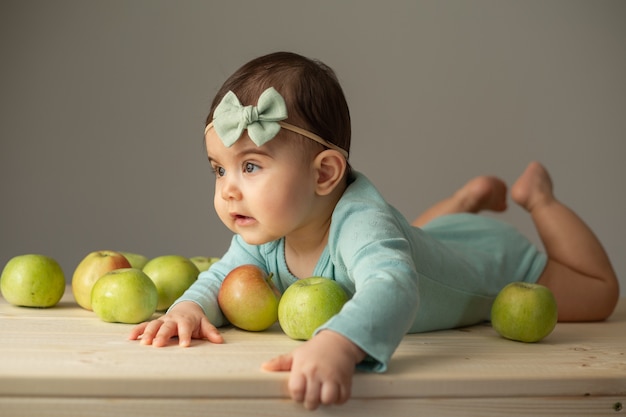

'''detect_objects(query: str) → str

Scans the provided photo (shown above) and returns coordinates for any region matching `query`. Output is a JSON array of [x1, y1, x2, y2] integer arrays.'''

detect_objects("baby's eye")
[[244, 162, 259, 173], [212, 166, 226, 177]]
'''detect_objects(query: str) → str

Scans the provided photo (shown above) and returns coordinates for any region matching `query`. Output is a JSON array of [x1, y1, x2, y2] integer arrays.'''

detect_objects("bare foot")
[[455, 176, 508, 213], [412, 175, 507, 227], [511, 162, 555, 212]]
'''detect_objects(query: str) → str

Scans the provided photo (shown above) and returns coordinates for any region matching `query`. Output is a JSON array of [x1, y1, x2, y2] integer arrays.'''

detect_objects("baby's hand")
[[262, 330, 366, 410], [128, 301, 223, 347]]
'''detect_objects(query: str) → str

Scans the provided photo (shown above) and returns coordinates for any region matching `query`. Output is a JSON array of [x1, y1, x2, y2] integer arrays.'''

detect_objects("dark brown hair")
[[206, 52, 351, 158]]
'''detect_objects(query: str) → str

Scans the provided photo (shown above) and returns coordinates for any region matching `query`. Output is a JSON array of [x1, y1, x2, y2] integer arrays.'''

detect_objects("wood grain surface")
[[1, 289, 624, 416]]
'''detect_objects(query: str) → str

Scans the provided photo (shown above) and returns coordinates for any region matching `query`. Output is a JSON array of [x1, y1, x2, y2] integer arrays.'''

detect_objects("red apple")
[[71, 250, 131, 310], [217, 264, 280, 331]]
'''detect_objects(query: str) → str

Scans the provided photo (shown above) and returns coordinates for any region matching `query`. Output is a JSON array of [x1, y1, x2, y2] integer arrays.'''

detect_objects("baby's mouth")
[[231, 213, 255, 226]]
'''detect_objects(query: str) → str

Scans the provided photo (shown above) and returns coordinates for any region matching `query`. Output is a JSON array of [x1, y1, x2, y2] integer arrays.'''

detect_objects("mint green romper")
[[175, 171, 547, 372]]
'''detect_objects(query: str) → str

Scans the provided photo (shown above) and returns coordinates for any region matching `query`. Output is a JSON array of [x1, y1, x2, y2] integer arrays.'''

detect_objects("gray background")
[[1, 1, 624, 295]]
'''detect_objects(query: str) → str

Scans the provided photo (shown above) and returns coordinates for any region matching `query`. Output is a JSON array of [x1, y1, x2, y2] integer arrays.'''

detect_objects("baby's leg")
[[412, 176, 508, 227], [511, 162, 619, 321]]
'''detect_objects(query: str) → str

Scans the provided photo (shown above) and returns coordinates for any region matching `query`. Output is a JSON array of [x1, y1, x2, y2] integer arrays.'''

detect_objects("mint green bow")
[[212, 87, 288, 147]]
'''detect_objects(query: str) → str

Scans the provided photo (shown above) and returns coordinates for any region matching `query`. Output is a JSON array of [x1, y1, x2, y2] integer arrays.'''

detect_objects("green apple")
[[119, 251, 149, 270], [278, 277, 348, 340], [72, 250, 131, 310], [491, 282, 558, 343], [1, 254, 66, 308], [217, 264, 280, 331], [189, 256, 220, 272], [142, 255, 199, 311], [91, 268, 158, 324]]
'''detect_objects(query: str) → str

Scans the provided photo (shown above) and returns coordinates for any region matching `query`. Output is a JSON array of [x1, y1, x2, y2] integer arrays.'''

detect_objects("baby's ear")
[[314, 150, 347, 196]]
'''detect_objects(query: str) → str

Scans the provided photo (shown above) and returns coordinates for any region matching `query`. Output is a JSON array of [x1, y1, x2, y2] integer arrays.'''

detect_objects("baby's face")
[[205, 129, 320, 245]]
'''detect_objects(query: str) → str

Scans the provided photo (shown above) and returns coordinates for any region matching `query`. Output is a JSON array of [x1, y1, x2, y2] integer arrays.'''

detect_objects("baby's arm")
[[262, 330, 366, 411], [128, 301, 224, 347]]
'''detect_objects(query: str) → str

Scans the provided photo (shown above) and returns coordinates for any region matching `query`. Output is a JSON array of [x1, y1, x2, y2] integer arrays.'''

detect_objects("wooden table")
[[1, 289, 624, 417]]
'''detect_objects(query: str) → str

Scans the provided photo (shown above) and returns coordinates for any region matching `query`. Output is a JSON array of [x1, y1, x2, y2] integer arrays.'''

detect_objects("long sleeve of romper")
[[313, 173, 421, 372]]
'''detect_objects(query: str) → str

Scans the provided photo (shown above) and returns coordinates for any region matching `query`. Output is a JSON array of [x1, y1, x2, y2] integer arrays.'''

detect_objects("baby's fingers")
[[321, 381, 350, 406], [151, 320, 182, 347], [199, 317, 224, 344], [128, 322, 149, 341], [261, 353, 293, 372], [129, 319, 168, 345], [302, 378, 322, 410]]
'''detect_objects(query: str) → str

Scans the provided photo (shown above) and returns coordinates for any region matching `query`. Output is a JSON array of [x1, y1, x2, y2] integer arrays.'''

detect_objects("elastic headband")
[[204, 87, 349, 159]]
